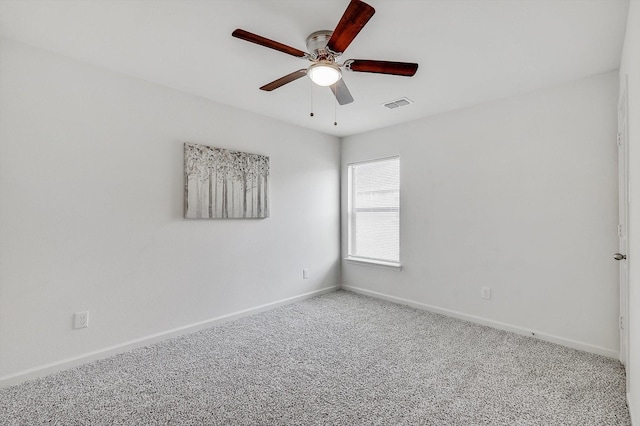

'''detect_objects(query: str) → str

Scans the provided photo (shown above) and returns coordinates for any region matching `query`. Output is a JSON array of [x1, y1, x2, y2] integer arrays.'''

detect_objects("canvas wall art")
[[184, 143, 269, 219]]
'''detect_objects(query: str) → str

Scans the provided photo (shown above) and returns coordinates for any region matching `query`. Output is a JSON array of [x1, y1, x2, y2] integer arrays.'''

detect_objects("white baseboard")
[[342, 285, 619, 359], [0, 286, 339, 388]]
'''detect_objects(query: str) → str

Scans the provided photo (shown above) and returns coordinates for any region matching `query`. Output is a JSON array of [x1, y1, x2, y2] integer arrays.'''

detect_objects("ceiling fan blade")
[[326, 0, 375, 55], [346, 60, 418, 76], [232, 29, 307, 58], [330, 79, 354, 105], [260, 69, 307, 91]]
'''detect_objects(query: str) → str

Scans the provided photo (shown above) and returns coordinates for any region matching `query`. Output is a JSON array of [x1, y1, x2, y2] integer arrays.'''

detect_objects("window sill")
[[344, 257, 403, 270]]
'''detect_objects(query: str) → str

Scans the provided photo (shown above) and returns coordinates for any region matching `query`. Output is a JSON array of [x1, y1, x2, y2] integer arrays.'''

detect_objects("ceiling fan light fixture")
[[308, 62, 342, 86]]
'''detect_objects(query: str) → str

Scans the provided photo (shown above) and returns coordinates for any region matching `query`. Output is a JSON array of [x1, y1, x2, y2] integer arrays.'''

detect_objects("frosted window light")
[[347, 156, 400, 266]]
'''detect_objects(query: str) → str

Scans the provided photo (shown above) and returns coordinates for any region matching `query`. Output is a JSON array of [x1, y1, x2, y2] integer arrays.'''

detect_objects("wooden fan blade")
[[260, 69, 307, 91], [326, 0, 375, 55], [330, 79, 354, 105], [232, 29, 307, 58], [347, 60, 418, 76]]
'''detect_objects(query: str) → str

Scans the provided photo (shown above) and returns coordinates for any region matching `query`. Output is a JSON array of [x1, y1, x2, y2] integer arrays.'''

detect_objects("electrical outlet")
[[74, 311, 89, 329], [481, 287, 491, 300], [303, 269, 310, 279]]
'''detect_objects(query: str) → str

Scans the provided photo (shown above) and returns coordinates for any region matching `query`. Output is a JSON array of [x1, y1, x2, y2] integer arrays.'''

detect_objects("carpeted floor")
[[0, 290, 630, 425]]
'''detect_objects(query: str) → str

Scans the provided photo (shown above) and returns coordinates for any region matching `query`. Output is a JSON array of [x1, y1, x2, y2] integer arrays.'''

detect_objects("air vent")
[[383, 97, 413, 109]]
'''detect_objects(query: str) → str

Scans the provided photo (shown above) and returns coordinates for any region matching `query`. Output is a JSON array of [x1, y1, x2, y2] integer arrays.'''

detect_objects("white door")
[[617, 76, 630, 373]]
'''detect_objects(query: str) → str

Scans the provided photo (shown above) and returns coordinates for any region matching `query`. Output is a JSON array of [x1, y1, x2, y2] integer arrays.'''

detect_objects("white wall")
[[342, 72, 620, 357], [620, 1, 640, 421], [0, 39, 340, 382]]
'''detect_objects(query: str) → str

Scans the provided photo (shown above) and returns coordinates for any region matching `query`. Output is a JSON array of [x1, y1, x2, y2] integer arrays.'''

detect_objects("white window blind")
[[348, 157, 400, 265]]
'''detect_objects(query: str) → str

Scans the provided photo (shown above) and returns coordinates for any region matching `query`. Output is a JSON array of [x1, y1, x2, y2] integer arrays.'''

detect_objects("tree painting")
[[184, 143, 270, 219]]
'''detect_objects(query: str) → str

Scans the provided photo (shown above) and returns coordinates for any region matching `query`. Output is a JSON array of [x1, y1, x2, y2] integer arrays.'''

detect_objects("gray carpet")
[[0, 290, 630, 425]]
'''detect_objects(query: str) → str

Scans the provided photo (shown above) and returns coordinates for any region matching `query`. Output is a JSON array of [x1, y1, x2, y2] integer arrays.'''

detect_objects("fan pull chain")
[[334, 93, 338, 126], [309, 80, 314, 117]]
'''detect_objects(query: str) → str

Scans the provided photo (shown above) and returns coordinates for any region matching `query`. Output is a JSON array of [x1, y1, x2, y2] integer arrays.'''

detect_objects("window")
[[347, 156, 400, 267]]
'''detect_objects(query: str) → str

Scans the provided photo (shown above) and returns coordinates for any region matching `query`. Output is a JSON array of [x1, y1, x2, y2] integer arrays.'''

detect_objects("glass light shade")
[[308, 63, 342, 86]]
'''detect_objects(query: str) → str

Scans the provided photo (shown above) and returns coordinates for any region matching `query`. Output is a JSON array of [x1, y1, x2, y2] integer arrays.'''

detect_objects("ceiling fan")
[[232, 0, 418, 105]]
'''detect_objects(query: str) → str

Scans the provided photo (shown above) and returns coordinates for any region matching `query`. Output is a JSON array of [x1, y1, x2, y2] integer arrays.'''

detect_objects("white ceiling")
[[0, 0, 630, 137]]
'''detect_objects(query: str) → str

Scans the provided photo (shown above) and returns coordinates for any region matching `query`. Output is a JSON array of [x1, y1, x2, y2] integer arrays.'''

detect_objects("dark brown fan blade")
[[347, 60, 418, 76], [232, 29, 307, 58], [326, 0, 375, 55], [330, 79, 354, 105], [260, 69, 307, 91]]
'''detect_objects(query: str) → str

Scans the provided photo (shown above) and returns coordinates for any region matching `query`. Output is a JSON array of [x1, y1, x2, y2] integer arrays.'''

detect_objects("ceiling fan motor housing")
[[306, 30, 336, 61]]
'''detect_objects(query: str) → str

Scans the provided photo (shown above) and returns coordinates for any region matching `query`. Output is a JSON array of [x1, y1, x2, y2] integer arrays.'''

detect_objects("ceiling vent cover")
[[383, 97, 413, 109]]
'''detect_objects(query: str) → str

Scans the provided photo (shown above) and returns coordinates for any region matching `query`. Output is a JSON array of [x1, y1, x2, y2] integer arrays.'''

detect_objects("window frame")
[[346, 156, 401, 269]]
